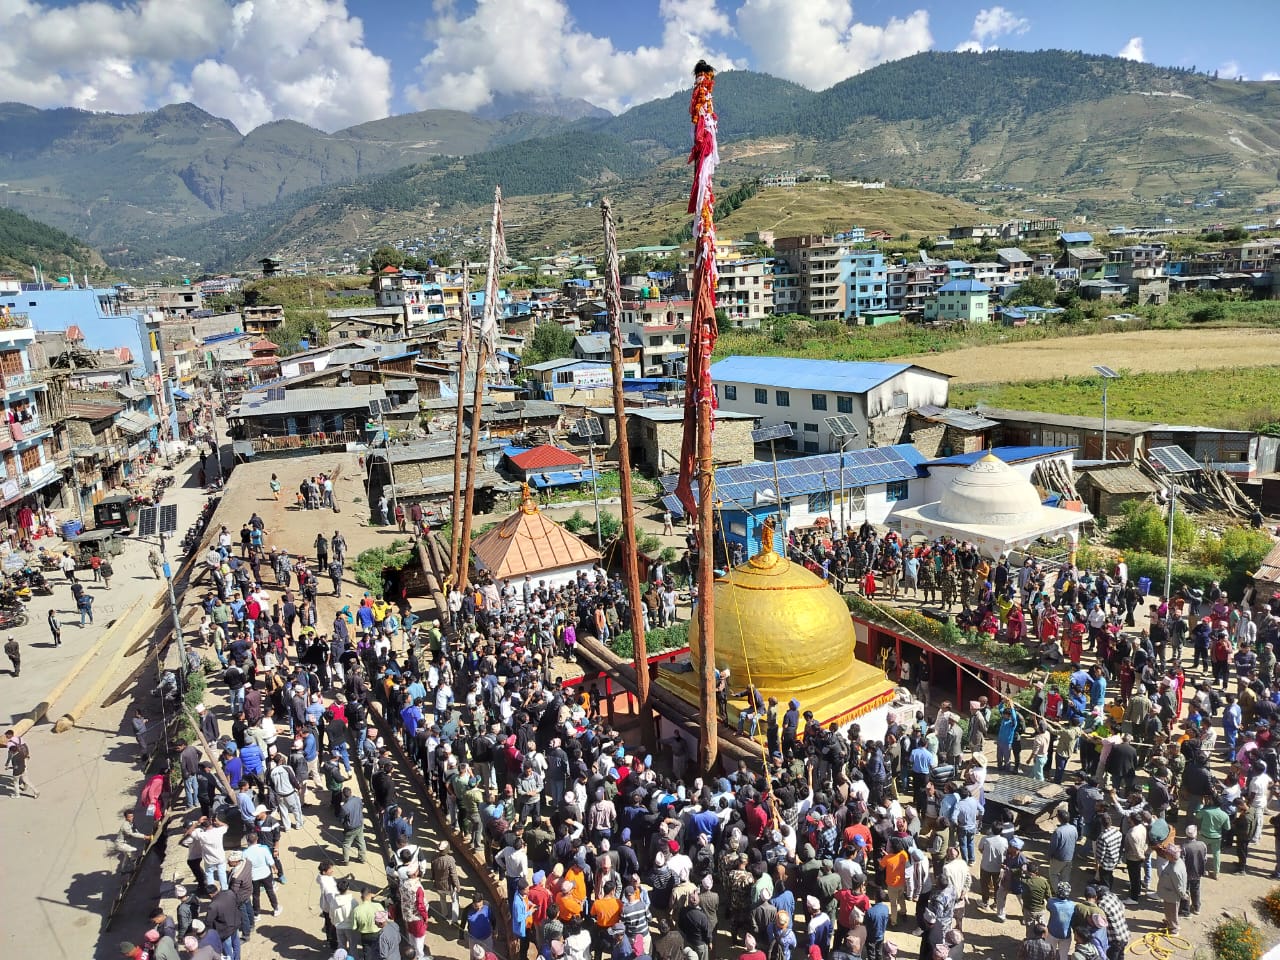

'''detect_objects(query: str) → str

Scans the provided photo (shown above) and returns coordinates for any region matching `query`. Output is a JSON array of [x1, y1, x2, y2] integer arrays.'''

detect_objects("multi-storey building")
[[774, 235, 849, 322], [840, 249, 888, 321], [0, 308, 62, 521], [619, 297, 692, 376], [715, 258, 774, 328], [923, 279, 992, 324], [886, 264, 942, 317]]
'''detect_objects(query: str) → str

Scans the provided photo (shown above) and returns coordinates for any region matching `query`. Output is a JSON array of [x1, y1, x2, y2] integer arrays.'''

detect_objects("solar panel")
[[158, 504, 179, 535], [824, 415, 860, 439], [352, 363, 373, 372], [368, 400, 380, 415], [380, 399, 393, 414], [266, 387, 286, 402], [1148, 445, 1199, 474], [135, 506, 158, 538], [751, 423, 793, 443], [575, 417, 604, 438], [1093, 365, 1121, 379]]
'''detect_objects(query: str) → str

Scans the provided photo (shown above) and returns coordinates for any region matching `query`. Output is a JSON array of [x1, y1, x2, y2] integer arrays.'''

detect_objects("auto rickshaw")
[[92, 494, 138, 535], [68, 528, 125, 568]]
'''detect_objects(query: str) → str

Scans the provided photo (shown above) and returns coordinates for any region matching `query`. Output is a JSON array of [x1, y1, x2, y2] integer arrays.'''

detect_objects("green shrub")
[[610, 621, 690, 659], [1122, 551, 1222, 597], [352, 541, 413, 593], [598, 512, 621, 541], [1210, 914, 1264, 960], [563, 510, 588, 534], [637, 533, 662, 555], [658, 547, 680, 564], [1193, 525, 1273, 574], [1109, 499, 1196, 554]]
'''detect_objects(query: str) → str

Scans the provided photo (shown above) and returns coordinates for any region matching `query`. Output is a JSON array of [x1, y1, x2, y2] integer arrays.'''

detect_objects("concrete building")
[[589, 406, 757, 476], [523, 358, 613, 403], [716, 258, 775, 328], [923, 278, 992, 324], [840, 249, 888, 321], [0, 310, 61, 517], [774, 235, 849, 322], [711, 356, 951, 452], [326, 307, 405, 341]]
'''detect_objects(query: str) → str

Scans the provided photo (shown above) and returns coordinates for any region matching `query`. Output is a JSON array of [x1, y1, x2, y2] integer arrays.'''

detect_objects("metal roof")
[[937, 278, 991, 293], [924, 445, 1071, 467], [235, 384, 387, 417], [913, 404, 997, 431], [996, 248, 1032, 262], [658, 443, 922, 517], [507, 444, 585, 471], [574, 333, 611, 354], [366, 437, 500, 464], [386, 470, 518, 499], [1060, 232, 1094, 244], [979, 407, 1156, 435], [710, 357, 946, 393], [116, 410, 159, 435], [523, 357, 609, 372], [1075, 463, 1160, 495], [587, 406, 753, 424]]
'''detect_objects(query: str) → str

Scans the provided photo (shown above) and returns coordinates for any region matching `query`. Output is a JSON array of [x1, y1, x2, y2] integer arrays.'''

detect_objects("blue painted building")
[[839, 249, 888, 321]]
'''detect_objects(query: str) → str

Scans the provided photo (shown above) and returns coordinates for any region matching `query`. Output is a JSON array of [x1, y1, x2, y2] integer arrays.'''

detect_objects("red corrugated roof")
[[249, 339, 279, 351], [244, 356, 280, 367], [66, 324, 85, 341], [508, 444, 584, 471]]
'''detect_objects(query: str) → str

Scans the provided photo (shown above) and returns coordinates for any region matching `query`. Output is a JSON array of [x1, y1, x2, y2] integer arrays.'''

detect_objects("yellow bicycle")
[[1130, 930, 1192, 960]]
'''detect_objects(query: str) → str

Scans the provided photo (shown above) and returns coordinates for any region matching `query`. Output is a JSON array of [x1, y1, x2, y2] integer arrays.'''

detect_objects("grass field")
[[950, 364, 1280, 433]]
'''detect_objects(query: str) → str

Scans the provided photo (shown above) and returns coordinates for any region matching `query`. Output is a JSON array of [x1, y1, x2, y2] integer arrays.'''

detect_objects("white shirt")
[[193, 824, 228, 867]]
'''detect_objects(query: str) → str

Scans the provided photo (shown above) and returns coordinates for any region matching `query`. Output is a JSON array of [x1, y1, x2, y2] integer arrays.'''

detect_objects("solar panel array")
[[660, 445, 917, 513], [158, 504, 179, 535], [135, 506, 158, 538], [368, 399, 392, 415], [1148, 445, 1199, 474], [575, 417, 604, 438], [265, 387, 286, 402]]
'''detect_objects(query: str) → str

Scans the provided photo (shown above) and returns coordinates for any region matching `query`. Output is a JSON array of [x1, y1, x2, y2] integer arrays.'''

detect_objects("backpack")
[[15, 741, 30, 760]]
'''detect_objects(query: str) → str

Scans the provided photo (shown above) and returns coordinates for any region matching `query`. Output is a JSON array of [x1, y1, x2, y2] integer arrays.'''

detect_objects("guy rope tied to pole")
[[448, 260, 471, 584], [677, 60, 722, 774]]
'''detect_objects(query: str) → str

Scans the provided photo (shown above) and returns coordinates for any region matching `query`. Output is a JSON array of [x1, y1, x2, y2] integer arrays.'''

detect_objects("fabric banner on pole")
[[674, 61, 720, 516], [478, 186, 508, 354]]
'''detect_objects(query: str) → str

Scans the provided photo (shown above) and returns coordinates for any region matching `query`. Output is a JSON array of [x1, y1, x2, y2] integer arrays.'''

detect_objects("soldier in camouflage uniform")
[[939, 566, 957, 611], [959, 568, 976, 612], [918, 552, 937, 605]]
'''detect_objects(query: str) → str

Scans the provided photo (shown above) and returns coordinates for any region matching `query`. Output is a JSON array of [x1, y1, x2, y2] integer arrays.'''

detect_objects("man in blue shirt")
[[951, 791, 980, 864], [240, 740, 265, 777], [466, 899, 494, 953], [909, 739, 936, 808], [863, 886, 890, 956]]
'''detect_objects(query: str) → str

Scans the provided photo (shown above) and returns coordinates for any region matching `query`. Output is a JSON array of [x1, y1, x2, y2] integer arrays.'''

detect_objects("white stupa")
[[893, 453, 1088, 558]]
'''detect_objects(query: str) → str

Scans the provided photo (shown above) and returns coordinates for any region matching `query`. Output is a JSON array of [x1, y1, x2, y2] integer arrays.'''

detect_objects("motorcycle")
[[0, 585, 29, 606], [0, 605, 28, 629], [11, 568, 52, 596]]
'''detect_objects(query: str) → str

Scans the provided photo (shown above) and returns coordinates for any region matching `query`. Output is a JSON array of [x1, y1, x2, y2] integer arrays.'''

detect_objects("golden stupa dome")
[[666, 520, 896, 727]]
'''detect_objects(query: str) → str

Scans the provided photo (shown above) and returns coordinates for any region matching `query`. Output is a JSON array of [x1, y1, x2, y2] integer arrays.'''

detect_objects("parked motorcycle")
[[11, 568, 52, 596]]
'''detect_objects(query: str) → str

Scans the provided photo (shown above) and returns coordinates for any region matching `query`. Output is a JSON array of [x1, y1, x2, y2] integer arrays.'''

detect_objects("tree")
[[1006, 277, 1058, 306], [369, 245, 405, 274], [521, 321, 575, 366]]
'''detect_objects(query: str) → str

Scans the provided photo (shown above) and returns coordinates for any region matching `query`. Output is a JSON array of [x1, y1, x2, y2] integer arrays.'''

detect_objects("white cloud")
[[955, 5, 1029, 53], [408, 0, 739, 114], [1218, 60, 1243, 79], [1117, 36, 1145, 62], [0, 0, 391, 132], [736, 0, 932, 89], [1263, 72, 1280, 82]]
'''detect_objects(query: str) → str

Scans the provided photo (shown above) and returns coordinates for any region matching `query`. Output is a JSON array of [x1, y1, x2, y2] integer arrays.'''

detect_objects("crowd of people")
[[108, 498, 1280, 960]]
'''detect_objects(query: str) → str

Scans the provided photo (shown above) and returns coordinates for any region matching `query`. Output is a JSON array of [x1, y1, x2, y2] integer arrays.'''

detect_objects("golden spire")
[[749, 515, 782, 569], [520, 482, 539, 514]]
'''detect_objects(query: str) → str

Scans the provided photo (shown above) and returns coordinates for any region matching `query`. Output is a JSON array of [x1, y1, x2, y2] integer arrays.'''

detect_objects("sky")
[[3, 0, 1276, 134]]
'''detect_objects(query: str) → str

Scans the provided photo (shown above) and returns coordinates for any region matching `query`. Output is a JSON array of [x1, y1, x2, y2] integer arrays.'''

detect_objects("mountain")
[[5, 50, 1279, 270], [0, 100, 574, 249], [0, 206, 103, 276], [472, 93, 612, 122]]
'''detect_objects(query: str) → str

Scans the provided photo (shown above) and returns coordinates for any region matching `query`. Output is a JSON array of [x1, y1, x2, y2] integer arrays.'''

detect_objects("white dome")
[[938, 454, 1046, 526]]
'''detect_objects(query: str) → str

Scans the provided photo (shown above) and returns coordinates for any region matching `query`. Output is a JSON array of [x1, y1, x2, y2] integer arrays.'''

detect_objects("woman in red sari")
[[1066, 619, 1086, 665], [1007, 602, 1027, 643], [1118, 657, 1135, 705]]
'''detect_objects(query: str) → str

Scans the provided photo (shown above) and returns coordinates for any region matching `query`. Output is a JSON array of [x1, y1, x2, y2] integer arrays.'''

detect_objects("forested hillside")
[[0, 206, 103, 276]]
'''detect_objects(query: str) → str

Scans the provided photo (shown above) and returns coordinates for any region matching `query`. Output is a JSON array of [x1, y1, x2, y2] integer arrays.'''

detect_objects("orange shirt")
[[555, 891, 584, 921], [879, 850, 908, 889], [566, 865, 588, 901], [590, 896, 622, 929]]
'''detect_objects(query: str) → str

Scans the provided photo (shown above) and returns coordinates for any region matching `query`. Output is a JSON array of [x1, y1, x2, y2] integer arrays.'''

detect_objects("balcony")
[[17, 460, 59, 491]]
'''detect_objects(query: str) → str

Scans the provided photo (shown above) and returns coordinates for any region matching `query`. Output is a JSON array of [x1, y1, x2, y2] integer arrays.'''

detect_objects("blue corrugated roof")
[[937, 278, 991, 293], [924, 445, 1070, 467], [1060, 231, 1094, 244], [530, 469, 598, 489], [502, 445, 531, 458], [710, 356, 914, 393], [659, 443, 920, 517]]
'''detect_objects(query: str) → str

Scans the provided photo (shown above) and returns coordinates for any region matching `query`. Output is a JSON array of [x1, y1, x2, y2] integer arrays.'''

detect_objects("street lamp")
[[825, 415, 861, 533], [1093, 365, 1121, 462]]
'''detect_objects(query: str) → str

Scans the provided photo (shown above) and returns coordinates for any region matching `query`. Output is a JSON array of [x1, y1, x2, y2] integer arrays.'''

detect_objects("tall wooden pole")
[[601, 198, 652, 749], [458, 191, 503, 592], [696, 406, 717, 773], [448, 260, 471, 584]]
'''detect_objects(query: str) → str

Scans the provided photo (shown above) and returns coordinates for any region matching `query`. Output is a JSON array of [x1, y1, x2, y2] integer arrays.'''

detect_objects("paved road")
[[0, 445, 221, 960]]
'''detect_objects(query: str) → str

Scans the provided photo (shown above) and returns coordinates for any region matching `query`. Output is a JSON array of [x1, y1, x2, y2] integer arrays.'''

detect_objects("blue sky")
[[6, 0, 1277, 132]]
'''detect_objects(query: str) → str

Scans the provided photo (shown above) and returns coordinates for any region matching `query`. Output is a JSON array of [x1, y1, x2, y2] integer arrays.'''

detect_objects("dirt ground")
[[907, 326, 1280, 384]]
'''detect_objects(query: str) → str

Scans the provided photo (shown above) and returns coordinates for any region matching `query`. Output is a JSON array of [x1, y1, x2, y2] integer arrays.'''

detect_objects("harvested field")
[[907, 326, 1280, 384]]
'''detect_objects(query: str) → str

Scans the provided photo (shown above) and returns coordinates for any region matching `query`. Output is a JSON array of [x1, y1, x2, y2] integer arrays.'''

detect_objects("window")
[[650, 336, 662, 347], [808, 491, 831, 513], [754, 388, 768, 404], [885, 480, 909, 502], [892, 391, 909, 410], [724, 385, 737, 401], [775, 390, 790, 407], [555, 371, 574, 384], [836, 396, 854, 414], [803, 441, 819, 453], [673, 334, 686, 345], [811, 394, 828, 411], [804, 422, 818, 433]]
